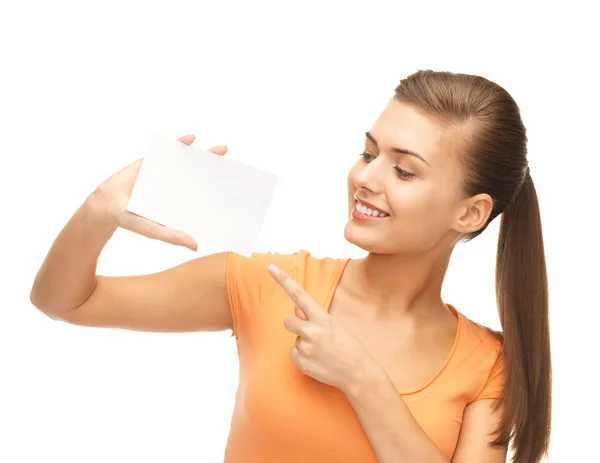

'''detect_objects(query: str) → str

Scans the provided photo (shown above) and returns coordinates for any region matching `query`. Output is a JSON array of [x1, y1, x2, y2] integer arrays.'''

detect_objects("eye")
[[359, 151, 375, 162], [394, 167, 415, 179], [360, 152, 415, 179]]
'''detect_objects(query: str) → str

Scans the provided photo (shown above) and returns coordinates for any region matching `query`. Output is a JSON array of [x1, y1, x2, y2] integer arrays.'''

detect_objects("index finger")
[[268, 264, 326, 320]]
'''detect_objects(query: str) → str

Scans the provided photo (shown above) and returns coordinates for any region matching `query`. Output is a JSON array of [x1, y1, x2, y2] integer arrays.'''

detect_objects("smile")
[[352, 199, 390, 221]]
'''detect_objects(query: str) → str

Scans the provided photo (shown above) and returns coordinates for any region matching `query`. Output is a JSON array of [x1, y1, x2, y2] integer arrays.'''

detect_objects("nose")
[[353, 156, 386, 194]]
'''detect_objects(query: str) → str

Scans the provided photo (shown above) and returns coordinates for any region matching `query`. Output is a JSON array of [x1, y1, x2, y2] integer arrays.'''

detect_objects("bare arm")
[[29, 196, 118, 316], [30, 196, 232, 333], [30, 135, 233, 333], [451, 400, 508, 463]]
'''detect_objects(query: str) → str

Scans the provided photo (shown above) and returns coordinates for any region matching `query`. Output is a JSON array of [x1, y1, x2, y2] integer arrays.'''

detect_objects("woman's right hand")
[[87, 134, 227, 251]]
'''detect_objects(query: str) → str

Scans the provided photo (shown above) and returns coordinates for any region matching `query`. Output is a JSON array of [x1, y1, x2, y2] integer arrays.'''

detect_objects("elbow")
[[29, 277, 48, 313], [29, 287, 44, 312], [29, 296, 54, 320], [29, 288, 64, 321]]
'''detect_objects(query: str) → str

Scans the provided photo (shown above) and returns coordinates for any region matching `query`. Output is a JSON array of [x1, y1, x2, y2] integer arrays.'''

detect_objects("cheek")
[[388, 184, 452, 223], [384, 186, 455, 251]]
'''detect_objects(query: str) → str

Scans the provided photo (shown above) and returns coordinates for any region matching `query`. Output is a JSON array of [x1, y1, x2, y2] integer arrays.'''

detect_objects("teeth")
[[356, 200, 388, 217]]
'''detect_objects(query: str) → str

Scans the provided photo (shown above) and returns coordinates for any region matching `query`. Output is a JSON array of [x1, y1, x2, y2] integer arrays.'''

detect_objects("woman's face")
[[344, 99, 474, 254]]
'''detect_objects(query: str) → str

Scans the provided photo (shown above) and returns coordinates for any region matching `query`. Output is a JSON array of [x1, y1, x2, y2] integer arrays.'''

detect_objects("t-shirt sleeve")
[[472, 351, 505, 402], [226, 250, 299, 339]]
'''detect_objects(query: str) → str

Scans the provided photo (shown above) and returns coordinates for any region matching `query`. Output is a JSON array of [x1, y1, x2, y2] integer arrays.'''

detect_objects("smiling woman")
[[30, 69, 550, 463]]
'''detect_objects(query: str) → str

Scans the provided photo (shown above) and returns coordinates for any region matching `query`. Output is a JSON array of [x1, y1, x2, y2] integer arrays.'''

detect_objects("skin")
[[339, 100, 494, 393], [269, 100, 507, 462], [32, 101, 507, 461]]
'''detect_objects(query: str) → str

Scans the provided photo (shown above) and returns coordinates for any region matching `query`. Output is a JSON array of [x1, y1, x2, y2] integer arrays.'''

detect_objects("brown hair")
[[394, 70, 551, 463]]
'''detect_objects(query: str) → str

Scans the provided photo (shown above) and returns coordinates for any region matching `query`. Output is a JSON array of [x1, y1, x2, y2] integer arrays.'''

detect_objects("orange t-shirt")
[[223, 250, 504, 462]]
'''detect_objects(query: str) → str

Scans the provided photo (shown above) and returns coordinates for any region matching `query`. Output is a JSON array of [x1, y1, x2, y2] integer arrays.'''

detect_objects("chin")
[[343, 221, 386, 254], [344, 218, 437, 256]]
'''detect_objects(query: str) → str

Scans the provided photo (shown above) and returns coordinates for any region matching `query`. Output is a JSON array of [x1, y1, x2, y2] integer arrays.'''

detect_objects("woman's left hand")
[[268, 264, 380, 394]]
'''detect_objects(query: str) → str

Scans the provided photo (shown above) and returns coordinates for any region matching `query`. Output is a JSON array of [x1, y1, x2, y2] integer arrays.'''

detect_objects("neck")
[[346, 242, 455, 320]]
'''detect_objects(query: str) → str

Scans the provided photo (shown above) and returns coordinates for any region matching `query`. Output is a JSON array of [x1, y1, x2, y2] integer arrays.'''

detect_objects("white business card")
[[126, 136, 279, 256]]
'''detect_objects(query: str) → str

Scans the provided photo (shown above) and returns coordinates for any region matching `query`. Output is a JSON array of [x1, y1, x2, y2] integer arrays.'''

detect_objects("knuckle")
[[291, 287, 304, 301], [162, 230, 179, 245], [297, 339, 312, 356], [297, 356, 309, 373], [305, 327, 320, 342]]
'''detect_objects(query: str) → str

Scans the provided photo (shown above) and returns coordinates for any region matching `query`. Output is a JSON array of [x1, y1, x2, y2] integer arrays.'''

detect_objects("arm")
[[346, 367, 449, 463], [346, 368, 507, 463], [451, 400, 508, 463], [30, 196, 118, 316], [30, 197, 233, 333]]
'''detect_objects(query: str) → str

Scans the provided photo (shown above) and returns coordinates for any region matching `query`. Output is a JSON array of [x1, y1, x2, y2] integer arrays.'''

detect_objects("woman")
[[30, 70, 551, 463]]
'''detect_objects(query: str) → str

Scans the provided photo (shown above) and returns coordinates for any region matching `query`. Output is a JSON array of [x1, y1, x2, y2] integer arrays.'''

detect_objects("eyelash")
[[359, 152, 415, 179]]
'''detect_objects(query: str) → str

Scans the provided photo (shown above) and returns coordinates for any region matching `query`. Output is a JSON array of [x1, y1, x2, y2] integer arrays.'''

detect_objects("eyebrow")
[[365, 131, 431, 167]]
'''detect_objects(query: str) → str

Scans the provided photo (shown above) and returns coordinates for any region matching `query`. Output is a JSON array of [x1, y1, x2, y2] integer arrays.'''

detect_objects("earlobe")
[[455, 193, 494, 234]]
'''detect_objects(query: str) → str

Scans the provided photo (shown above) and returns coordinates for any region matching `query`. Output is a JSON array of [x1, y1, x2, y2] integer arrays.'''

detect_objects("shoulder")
[[226, 249, 348, 306], [463, 315, 503, 358], [455, 311, 505, 402], [227, 249, 347, 279], [226, 249, 349, 338], [453, 304, 502, 359]]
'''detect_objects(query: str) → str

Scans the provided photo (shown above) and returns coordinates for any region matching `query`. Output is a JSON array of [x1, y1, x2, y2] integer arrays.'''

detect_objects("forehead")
[[369, 100, 458, 169]]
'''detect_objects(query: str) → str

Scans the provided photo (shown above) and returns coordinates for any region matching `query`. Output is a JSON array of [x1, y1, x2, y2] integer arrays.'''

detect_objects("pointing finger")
[[268, 264, 326, 320]]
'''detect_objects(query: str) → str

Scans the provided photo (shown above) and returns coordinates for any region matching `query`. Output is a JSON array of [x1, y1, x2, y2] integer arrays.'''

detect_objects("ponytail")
[[393, 69, 552, 462], [494, 169, 552, 462]]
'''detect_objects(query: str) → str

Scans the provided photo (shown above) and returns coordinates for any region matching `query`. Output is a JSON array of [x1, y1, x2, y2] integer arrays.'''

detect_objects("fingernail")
[[268, 264, 280, 275]]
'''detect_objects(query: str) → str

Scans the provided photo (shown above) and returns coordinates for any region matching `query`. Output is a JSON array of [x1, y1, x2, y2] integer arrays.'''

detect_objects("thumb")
[[123, 213, 198, 251], [155, 224, 198, 251]]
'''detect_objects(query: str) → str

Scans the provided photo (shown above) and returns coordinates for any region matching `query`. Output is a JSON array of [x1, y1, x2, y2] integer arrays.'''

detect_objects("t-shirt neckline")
[[323, 257, 463, 396]]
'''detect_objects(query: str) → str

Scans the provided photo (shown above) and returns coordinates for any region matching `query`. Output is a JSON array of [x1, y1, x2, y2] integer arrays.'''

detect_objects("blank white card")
[[126, 136, 279, 257]]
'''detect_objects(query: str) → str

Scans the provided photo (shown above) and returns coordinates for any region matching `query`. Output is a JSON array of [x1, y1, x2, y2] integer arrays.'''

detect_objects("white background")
[[1, 1, 597, 462]]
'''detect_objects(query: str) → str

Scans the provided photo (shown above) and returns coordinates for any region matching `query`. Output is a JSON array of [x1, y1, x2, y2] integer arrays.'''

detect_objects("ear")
[[453, 193, 494, 234]]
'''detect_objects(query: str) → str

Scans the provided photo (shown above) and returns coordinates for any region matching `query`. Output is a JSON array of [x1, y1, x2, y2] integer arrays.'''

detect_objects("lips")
[[354, 197, 390, 216]]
